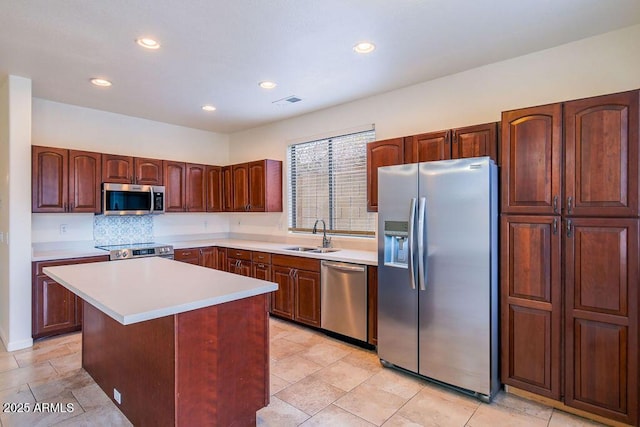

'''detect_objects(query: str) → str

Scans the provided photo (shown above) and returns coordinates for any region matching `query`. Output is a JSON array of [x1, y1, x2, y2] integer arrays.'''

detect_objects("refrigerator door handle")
[[408, 198, 417, 290], [417, 197, 427, 291]]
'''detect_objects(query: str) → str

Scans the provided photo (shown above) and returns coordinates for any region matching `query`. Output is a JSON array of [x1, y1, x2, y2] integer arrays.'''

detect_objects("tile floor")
[[0, 317, 605, 426]]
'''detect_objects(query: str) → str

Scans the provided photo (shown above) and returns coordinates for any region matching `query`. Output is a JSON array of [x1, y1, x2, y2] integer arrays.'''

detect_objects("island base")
[[82, 294, 270, 426]]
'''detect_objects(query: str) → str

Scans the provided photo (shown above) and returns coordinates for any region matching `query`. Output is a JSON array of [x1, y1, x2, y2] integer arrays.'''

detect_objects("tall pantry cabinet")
[[500, 90, 639, 425]]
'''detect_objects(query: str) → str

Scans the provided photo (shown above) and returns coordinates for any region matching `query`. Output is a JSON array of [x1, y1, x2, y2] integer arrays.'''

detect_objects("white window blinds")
[[288, 129, 376, 236]]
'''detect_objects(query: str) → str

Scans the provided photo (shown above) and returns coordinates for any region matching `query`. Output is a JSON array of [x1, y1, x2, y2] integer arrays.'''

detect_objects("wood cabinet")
[[564, 90, 639, 217], [206, 166, 223, 212], [500, 215, 562, 399], [366, 138, 404, 212], [404, 130, 450, 163], [102, 155, 163, 185], [270, 254, 321, 327], [227, 248, 252, 276], [32, 255, 109, 339], [200, 247, 217, 269], [32, 146, 102, 213], [452, 122, 498, 162], [174, 248, 201, 265], [231, 160, 282, 212], [500, 90, 639, 425], [163, 161, 208, 212], [564, 218, 638, 424], [222, 166, 233, 212], [251, 252, 272, 281]]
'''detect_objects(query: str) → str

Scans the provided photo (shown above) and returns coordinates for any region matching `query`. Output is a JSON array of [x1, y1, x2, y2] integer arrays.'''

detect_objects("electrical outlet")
[[59, 224, 68, 235], [113, 388, 121, 404], [0, 232, 3, 243]]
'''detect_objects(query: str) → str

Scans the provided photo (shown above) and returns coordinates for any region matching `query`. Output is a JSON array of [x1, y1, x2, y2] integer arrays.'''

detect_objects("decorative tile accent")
[[93, 216, 153, 246]]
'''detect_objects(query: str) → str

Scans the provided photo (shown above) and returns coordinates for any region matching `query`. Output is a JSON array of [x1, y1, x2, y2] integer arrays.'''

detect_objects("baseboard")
[[504, 385, 633, 427], [0, 327, 33, 351]]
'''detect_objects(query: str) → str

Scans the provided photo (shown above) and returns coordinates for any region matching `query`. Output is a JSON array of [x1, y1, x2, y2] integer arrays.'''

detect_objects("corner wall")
[[0, 75, 33, 351]]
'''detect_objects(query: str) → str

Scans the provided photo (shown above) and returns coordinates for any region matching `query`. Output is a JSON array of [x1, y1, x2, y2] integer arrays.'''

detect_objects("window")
[[288, 129, 376, 236]]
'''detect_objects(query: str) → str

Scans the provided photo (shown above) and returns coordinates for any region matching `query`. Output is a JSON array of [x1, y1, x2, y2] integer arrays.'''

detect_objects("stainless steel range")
[[95, 242, 174, 261]]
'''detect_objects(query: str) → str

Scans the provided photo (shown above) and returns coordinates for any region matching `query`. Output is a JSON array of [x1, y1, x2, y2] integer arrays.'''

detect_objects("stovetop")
[[95, 242, 174, 260]]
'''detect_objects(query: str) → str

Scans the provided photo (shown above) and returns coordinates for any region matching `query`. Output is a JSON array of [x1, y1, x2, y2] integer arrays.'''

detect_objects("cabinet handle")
[[566, 219, 573, 238], [567, 196, 573, 214], [257, 263, 265, 268], [553, 195, 558, 214], [183, 252, 191, 256], [553, 218, 558, 235]]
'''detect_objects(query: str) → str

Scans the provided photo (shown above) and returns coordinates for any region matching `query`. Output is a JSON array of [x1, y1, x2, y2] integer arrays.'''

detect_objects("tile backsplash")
[[94, 215, 153, 246]]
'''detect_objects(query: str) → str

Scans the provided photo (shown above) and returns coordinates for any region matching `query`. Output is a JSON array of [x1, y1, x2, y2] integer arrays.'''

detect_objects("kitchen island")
[[43, 257, 278, 427]]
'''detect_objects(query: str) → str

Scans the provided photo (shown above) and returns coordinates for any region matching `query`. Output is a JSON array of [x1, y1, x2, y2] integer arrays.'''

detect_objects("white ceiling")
[[1, 1, 639, 134]]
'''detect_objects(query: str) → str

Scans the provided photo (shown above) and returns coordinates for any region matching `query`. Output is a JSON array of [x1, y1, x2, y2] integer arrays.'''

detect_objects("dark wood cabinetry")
[[174, 248, 201, 265], [367, 266, 378, 346], [32, 256, 109, 339], [231, 160, 282, 212], [227, 248, 252, 276], [185, 163, 207, 212], [501, 90, 639, 425], [222, 166, 233, 212], [405, 130, 450, 163], [251, 252, 272, 281], [163, 161, 208, 212], [366, 138, 404, 212], [102, 155, 163, 185], [206, 166, 223, 212], [270, 254, 321, 327], [452, 122, 498, 162], [32, 146, 102, 213]]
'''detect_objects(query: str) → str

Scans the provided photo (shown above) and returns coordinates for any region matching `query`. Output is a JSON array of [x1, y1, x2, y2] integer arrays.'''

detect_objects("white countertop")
[[33, 238, 378, 265], [43, 257, 278, 325]]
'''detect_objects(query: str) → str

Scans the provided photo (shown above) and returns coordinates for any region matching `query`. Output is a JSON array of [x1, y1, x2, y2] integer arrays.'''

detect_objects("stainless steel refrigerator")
[[377, 156, 499, 402]]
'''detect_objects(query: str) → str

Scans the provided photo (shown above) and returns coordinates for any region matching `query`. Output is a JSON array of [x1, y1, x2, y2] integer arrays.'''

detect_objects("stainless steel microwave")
[[101, 183, 165, 215]]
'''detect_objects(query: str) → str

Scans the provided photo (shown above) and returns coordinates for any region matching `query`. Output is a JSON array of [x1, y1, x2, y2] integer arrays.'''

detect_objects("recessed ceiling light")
[[136, 38, 160, 50], [202, 105, 216, 112], [259, 81, 277, 89], [90, 78, 112, 87], [353, 41, 376, 54]]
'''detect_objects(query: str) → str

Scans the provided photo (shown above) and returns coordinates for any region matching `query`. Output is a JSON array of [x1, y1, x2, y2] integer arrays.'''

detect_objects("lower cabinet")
[[270, 254, 321, 328], [174, 248, 201, 265], [32, 255, 109, 339], [367, 266, 378, 346]]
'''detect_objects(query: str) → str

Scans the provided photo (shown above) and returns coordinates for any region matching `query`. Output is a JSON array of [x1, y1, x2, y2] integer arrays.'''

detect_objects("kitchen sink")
[[284, 246, 340, 253]]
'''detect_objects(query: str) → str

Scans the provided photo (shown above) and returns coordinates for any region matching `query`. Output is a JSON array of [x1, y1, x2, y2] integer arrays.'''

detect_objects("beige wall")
[[0, 75, 33, 351], [227, 24, 640, 246]]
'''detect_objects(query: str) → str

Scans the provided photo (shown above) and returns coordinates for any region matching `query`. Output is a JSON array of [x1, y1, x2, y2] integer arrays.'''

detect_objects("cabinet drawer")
[[251, 251, 272, 264], [227, 248, 252, 261], [34, 255, 110, 276], [271, 254, 320, 272]]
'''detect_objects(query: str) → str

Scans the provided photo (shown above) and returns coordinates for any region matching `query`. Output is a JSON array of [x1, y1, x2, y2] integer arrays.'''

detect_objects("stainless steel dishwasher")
[[321, 260, 367, 342]]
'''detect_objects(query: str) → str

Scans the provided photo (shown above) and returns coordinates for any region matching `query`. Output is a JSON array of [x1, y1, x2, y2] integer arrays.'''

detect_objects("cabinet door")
[[564, 218, 638, 424], [367, 266, 378, 346], [227, 259, 251, 276], [564, 90, 639, 217], [200, 247, 216, 269], [271, 266, 294, 319], [206, 166, 223, 212], [186, 163, 207, 212], [252, 262, 271, 281], [501, 104, 563, 214], [366, 138, 404, 212], [501, 215, 562, 400], [102, 154, 133, 183], [216, 247, 227, 271], [68, 150, 102, 213], [294, 269, 321, 327], [232, 163, 249, 211], [32, 276, 77, 338], [452, 123, 498, 162], [134, 157, 163, 185], [248, 160, 265, 211], [405, 130, 451, 163], [163, 161, 186, 212], [32, 146, 68, 213], [222, 166, 233, 212]]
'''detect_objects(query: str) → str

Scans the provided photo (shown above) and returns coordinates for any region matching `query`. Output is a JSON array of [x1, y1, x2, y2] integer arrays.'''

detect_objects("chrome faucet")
[[312, 219, 332, 248]]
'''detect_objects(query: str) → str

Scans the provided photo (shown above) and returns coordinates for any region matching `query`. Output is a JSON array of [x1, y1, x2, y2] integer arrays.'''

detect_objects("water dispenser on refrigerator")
[[383, 220, 409, 268]]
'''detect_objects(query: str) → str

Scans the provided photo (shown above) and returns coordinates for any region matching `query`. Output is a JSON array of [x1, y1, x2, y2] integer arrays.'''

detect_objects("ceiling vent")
[[272, 95, 302, 106]]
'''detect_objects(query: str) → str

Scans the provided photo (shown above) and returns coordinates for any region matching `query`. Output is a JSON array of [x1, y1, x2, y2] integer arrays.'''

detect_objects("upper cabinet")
[[366, 138, 404, 212], [230, 160, 282, 212], [405, 130, 450, 163], [103, 155, 163, 185], [185, 163, 207, 212], [163, 161, 209, 212], [367, 122, 498, 212], [32, 146, 102, 213], [564, 90, 639, 217], [501, 104, 563, 215], [206, 166, 223, 212]]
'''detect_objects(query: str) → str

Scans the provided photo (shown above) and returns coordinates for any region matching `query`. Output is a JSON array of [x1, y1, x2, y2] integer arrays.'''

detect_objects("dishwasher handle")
[[321, 261, 366, 272]]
